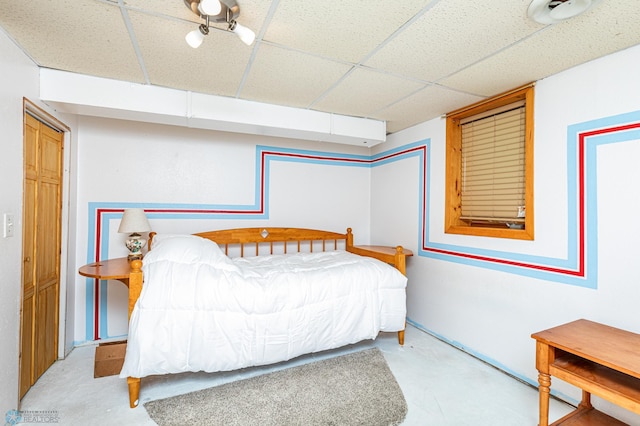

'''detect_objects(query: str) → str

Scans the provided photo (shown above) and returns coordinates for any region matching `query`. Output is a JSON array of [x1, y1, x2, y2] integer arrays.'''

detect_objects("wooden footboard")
[[125, 227, 410, 408]]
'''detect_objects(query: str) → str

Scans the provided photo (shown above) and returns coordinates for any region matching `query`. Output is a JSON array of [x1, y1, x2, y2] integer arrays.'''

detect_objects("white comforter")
[[119, 234, 407, 378]]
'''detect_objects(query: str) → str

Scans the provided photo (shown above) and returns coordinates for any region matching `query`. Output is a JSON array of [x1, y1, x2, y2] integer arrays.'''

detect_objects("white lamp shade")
[[232, 22, 256, 46], [198, 0, 222, 16], [118, 209, 152, 234], [186, 29, 205, 48]]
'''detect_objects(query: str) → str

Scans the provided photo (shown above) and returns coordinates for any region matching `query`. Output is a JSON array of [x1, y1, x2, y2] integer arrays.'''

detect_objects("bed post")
[[394, 246, 407, 346], [394, 246, 407, 275], [346, 227, 354, 249], [128, 260, 143, 320], [127, 377, 141, 408], [127, 259, 143, 408], [147, 231, 157, 250]]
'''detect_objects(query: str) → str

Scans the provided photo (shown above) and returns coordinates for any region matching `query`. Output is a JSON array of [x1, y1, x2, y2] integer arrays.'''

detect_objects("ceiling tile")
[[364, 0, 541, 84], [240, 44, 352, 108], [124, 0, 271, 28], [129, 10, 253, 97], [372, 85, 484, 133], [124, 0, 197, 21], [0, 0, 145, 83], [439, 0, 640, 96], [227, 0, 275, 32], [264, 0, 431, 63], [313, 67, 425, 118]]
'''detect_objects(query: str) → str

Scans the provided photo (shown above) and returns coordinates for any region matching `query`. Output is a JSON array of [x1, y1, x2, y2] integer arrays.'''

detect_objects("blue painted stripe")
[[420, 111, 640, 289]]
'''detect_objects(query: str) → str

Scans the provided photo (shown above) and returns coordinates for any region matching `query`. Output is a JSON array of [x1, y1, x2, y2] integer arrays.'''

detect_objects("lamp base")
[[125, 233, 147, 261]]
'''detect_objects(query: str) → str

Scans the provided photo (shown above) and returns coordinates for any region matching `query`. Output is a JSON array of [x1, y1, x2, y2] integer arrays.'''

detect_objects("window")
[[445, 84, 534, 240]]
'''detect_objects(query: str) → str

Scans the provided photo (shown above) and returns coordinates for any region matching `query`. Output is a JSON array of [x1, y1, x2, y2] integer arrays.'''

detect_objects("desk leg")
[[578, 390, 592, 410], [538, 372, 551, 426]]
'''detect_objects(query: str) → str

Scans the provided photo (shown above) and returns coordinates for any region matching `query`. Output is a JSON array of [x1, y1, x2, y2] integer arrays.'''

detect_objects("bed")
[[120, 227, 410, 408]]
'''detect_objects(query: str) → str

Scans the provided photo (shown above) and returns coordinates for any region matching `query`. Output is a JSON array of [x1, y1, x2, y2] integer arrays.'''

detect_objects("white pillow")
[[144, 234, 232, 266]]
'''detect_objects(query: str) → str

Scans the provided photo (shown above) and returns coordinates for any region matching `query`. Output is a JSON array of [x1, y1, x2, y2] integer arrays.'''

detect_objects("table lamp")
[[118, 208, 152, 260]]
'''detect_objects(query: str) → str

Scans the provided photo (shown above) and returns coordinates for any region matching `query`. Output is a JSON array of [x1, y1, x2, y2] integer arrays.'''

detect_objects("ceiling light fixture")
[[184, 0, 256, 48], [527, 0, 602, 24]]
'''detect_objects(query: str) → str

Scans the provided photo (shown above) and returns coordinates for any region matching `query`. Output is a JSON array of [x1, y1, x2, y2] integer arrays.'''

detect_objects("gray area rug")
[[144, 348, 407, 425]]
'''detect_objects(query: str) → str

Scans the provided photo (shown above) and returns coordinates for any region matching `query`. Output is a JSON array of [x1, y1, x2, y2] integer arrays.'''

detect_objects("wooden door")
[[19, 113, 63, 398]]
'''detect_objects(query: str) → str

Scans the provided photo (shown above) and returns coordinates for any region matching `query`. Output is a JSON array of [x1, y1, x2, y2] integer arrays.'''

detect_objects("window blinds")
[[460, 101, 525, 223]]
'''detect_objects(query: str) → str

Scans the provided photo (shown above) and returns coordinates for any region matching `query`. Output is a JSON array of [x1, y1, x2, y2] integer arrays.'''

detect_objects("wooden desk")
[[532, 319, 640, 425], [79, 257, 131, 286]]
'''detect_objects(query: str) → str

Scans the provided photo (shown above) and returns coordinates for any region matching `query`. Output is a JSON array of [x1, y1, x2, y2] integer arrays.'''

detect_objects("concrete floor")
[[20, 325, 574, 425]]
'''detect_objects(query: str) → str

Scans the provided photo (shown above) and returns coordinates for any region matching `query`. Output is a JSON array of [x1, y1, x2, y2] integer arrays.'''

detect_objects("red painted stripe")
[[262, 151, 372, 163], [425, 122, 640, 277], [90, 146, 424, 339], [94, 208, 124, 340], [261, 145, 426, 165], [424, 246, 584, 276], [578, 132, 586, 276]]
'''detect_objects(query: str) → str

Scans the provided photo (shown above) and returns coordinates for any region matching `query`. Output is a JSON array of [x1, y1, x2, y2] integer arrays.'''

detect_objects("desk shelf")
[[552, 352, 640, 415], [550, 405, 626, 426]]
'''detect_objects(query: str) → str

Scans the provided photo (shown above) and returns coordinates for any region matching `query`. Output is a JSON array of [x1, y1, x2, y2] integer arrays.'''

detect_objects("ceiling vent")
[[528, 0, 602, 24]]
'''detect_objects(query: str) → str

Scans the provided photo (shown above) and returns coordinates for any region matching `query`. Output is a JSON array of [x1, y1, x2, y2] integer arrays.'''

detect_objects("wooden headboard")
[[147, 227, 407, 272], [181, 227, 349, 256]]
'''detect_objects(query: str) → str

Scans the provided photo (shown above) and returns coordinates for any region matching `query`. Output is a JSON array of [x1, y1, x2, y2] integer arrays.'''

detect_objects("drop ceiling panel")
[[225, 0, 275, 31], [125, 0, 272, 28], [313, 67, 426, 118], [129, 10, 252, 96], [440, 0, 640, 96], [0, 0, 144, 83], [372, 85, 484, 133], [364, 0, 542, 84], [240, 44, 352, 108], [264, 0, 432, 63], [124, 0, 197, 21]]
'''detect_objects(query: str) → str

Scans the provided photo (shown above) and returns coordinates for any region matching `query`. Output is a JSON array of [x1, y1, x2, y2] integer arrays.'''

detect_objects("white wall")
[[0, 27, 34, 416], [372, 43, 640, 422], [72, 116, 374, 343], [0, 29, 76, 415]]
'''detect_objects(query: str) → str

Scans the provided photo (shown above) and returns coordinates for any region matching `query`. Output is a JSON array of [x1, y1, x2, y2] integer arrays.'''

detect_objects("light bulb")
[[198, 0, 221, 16], [231, 22, 256, 46], [185, 29, 205, 48]]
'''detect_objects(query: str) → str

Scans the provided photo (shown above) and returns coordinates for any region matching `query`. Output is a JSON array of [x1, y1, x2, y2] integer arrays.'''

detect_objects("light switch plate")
[[3, 213, 14, 238]]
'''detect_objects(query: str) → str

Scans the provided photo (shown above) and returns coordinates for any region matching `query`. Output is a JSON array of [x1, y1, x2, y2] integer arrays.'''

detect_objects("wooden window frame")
[[445, 84, 534, 240]]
